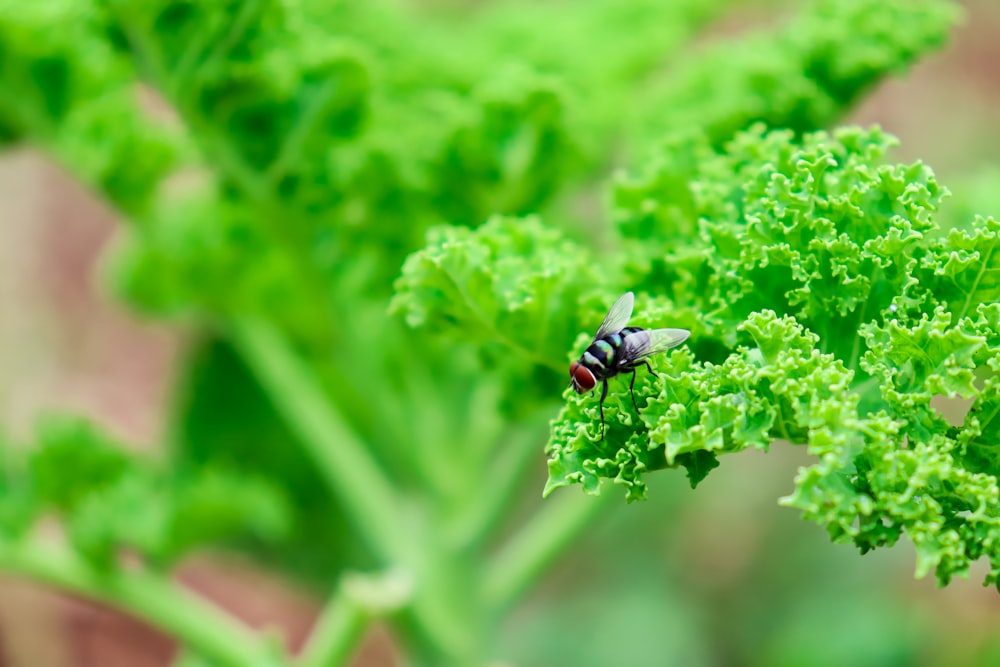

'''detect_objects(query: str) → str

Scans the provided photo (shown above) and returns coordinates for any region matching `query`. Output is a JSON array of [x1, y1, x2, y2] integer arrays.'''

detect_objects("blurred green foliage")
[[7, 415, 290, 569], [2, 0, 997, 665]]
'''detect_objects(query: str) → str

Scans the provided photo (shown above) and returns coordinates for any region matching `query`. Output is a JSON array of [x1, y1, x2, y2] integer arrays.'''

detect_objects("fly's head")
[[569, 361, 596, 394]]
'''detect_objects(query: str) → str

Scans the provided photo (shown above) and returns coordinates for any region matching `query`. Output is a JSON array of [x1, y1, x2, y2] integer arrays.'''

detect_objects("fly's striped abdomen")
[[581, 339, 613, 377], [583, 329, 636, 378]]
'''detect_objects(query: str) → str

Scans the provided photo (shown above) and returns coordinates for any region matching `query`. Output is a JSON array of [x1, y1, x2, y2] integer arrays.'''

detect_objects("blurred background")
[[1, 0, 999, 666]]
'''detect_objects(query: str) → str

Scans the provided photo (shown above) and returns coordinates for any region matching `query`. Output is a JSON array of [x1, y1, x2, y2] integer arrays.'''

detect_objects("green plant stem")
[[234, 317, 480, 664], [297, 570, 412, 667], [483, 488, 614, 612], [0, 537, 265, 667], [448, 410, 552, 548], [235, 318, 480, 660], [297, 593, 368, 667], [231, 318, 408, 563]]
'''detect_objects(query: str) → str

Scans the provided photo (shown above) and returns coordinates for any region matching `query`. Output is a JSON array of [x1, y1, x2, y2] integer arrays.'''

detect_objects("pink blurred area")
[[0, 151, 177, 447], [847, 0, 1000, 177], [0, 0, 998, 665], [0, 154, 304, 666], [0, 155, 401, 666], [0, 116, 399, 667], [0, 552, 399, 667]]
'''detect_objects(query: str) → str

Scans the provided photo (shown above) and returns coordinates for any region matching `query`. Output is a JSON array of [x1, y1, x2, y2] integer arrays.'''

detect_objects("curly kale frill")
[[546, 126, 1000, 587], [396, 123, 1000, 587]]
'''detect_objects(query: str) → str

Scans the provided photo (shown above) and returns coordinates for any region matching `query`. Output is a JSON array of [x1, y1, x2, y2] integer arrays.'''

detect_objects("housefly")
[[569, 291, 690, 439]]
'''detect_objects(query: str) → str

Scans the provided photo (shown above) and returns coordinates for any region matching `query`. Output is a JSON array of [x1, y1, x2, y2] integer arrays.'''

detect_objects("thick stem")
[[231, 318, 408, 563], [235, 321, 483, 662], [447, 412, 551, 548], [0, 537, 265, 667], [483, 489, 614, 612]]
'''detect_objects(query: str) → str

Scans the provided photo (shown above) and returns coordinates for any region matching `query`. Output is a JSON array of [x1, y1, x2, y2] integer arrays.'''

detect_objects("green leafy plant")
[[2, 0, 996, 664]]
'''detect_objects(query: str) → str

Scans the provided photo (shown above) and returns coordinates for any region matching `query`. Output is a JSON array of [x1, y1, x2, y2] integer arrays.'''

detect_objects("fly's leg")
[[628, 361, 660, 415], [599, 378, 609, 440], [629, 368, 640, 415], [632, 361, 663, 417]]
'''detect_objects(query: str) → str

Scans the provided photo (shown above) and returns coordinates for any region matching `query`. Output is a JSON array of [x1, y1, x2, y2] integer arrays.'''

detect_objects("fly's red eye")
[[569, 361, 579, 378], [572, 364, 596, 393]]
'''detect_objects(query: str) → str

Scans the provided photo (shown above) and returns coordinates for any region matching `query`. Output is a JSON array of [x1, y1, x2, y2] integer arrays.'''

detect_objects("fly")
[[569, 291, 690, 439]]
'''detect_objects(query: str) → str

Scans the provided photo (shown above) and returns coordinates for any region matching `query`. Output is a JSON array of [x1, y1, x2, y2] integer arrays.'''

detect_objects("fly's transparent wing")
[[621, 328, 690, 363], [593, 291, 635, 340]]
